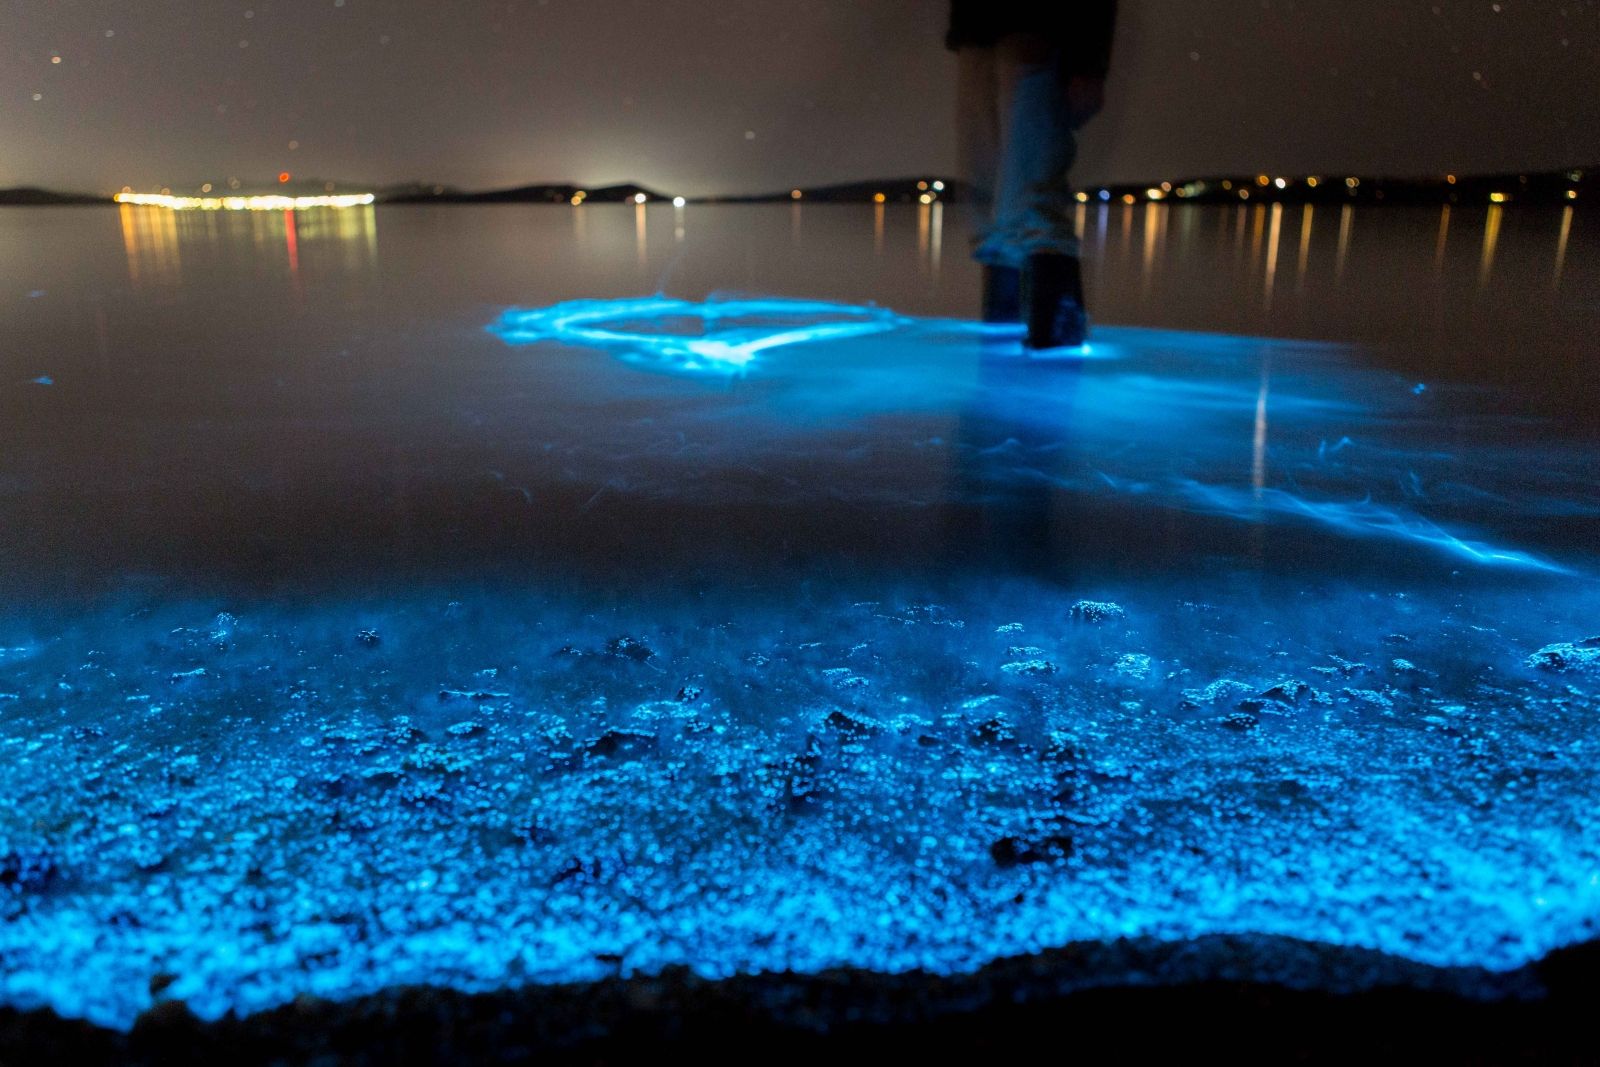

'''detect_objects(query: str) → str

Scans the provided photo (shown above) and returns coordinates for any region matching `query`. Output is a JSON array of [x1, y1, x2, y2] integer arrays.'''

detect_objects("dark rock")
[[675, 685, 703, 703], [1259, 680, 1311, 706], [780, 735, 824, 809], [820, 709, 881, 736], [584, 728, 656, 759], [1222, 711, 1260, 730], [990, 833, 1073, 867], [606, 636, 655, 662], [0, 847, 57, 893], [974, 716, 1016, 745], [355, 629, 381, 648]]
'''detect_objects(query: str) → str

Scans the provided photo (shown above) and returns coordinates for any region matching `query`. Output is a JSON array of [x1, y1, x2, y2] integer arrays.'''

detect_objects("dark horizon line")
[[1, 163, 1590, 208]]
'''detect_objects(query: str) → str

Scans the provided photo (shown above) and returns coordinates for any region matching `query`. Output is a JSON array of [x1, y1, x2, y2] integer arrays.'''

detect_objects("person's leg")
[[988, 35, 1088, 348], [955, 46, 1020, 323], [989, 35, 1080, 262]]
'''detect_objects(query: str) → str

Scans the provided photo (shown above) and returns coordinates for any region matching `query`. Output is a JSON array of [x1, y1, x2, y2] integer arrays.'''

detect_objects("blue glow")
[[489, 298, 1583, 574], [490, 297, 908, 374], [2, 297, 1596, 1032]]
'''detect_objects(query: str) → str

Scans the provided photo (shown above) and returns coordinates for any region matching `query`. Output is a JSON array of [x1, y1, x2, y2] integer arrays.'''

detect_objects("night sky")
[[5, 0, 1598, 196]]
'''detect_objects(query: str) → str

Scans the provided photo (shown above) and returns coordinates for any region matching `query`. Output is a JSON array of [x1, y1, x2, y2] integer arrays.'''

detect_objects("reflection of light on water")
[[1140, 203, 1160, 299], [118, 204, 181, 289], [1248, 203, 1265, 277], [490, 297, 909, 374], [1335, 204, 1353, 282], [113, 192, 374, 210], [873, 202, 884, 256], [1295, 204, 1314, 291], [1434, 205, 1451, 271], [119, 203, 376, 285], [1251, 364, 1270, 494], [1262, 203, 1283, 311], [284, 209, 300, 286], [1554, 206, 1572, 288], [635, 203, 648, 269], [1479, 205, 1502, 289], [930, 201, 943, 281]]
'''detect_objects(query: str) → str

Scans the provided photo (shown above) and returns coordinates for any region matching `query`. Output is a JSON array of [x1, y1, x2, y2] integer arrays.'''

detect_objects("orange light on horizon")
[[278, 172, 291, 184]]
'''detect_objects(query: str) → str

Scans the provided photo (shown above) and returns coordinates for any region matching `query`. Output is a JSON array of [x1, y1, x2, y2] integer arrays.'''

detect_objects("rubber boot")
[[981, 264, 1022, 325], [1023, 253, 1089, 350]]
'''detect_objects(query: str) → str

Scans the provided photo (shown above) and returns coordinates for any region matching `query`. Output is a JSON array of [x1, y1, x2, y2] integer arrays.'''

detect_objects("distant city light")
[[200, 183, 212, 193], [1075, 191, 1089, 202], [1446, 174, 1457, 184], [931, 180, 944, 191], [790, 188, 802, 200], [1240, 188, 1250, 199], [672, 196, 686, 207], [1098, 189, 1111, 201], [1145, 187, 1165, 200], [917, 180, 928, 191], [113, 192, 376, 211], [1121, 193, 1136, 204], [1221, 180, 1233, 190], [278, 172, 291, 183], [1488, 192, 1508, 203], [1273, 177, 1287, 189], [872, 192, 886, 203], [51, 55, 62, 64], [1306, 176, 1320, 188], [918, 192, 933, 204], [1566, 190, 1578, 201], [1256, 174, 1271, 186], [1345, 177, 1360, 188], [632, 192, 647, 204]]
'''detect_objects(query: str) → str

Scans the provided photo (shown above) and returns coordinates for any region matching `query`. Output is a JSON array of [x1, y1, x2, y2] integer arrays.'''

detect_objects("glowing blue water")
[[4, 281, 1599, 1029]]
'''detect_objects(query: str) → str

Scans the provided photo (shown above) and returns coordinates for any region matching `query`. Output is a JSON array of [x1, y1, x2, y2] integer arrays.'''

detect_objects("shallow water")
[[0, 202, 1596, 1027]]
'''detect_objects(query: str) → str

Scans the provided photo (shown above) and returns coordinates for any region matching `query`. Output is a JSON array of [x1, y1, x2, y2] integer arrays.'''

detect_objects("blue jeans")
[[956, 39, 1080, 269]]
